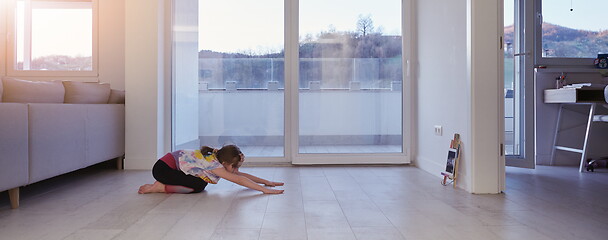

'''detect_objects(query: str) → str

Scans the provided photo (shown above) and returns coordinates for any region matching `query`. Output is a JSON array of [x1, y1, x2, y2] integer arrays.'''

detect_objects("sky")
[[23, 0, 608, 59], [504, 0, 608, 32], [31, 9, 92, 58], [16, 1, 92, 60], [202, 0, 608, 54], [198, 0, 401, 53]]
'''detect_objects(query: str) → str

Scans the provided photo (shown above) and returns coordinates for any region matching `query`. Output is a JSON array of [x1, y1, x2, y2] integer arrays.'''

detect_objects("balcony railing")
[[188, 57, 515, 156]]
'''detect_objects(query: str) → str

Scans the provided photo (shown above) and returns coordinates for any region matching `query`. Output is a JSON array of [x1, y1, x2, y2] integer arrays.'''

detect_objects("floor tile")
[[351, 227, 406, 240], [209, 228, 260, 240], [307, 228, 357, 240]]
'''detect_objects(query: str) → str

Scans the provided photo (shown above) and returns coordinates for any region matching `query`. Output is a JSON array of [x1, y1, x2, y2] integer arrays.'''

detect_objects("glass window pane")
[[198, 0, 284, 157], [541, 0, 608, 58], [15, 0, 93, 71], [504, 0, 518, 155], [299, 0, 403, 154]]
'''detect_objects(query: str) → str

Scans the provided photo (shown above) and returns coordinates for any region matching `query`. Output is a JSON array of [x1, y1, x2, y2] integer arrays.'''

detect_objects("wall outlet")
[[434, 125, 442, 136]]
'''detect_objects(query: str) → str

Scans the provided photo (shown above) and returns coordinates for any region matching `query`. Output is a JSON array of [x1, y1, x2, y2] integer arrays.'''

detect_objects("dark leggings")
[[152, 160, 208, 193]]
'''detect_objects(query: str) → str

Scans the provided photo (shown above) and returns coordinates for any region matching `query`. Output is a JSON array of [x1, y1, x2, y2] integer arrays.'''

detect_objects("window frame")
[[534, 0, 597, 66], [6, 0, 99, 77]]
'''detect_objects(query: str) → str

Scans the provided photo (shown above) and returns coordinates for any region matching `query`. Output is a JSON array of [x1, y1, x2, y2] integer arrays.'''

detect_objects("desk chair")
[[586, 86, 608, 171], [593, 86, 608, 122], [550, 85, 608, 172]]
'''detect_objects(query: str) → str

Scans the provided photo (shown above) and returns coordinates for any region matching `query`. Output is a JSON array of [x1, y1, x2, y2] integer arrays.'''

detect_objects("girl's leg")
[[150, 160, 208, 193], [138, 180, 193, 194]]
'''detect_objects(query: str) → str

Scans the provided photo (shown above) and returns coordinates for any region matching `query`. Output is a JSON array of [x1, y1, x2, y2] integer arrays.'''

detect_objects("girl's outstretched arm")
[[236, 171, 284, 187], [232, 153, 284, 187], [211, 167, 284, 194]]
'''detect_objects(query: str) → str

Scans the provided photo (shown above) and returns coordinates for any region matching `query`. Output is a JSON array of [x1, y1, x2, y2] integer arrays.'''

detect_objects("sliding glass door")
[[296, 0, 403, 157], [195, 0, 285, 158], [173, 0, 409, 164]]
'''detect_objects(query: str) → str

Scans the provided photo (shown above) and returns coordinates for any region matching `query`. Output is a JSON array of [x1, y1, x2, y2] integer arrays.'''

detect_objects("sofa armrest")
[[0, 103, 29, 192]]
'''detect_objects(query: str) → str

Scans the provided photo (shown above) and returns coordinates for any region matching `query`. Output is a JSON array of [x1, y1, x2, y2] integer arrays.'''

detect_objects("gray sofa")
[[0, 77, 125, 209]]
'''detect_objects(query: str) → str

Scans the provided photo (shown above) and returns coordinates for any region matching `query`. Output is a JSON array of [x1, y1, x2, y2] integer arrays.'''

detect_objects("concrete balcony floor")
[[240, 144, 403, 157]]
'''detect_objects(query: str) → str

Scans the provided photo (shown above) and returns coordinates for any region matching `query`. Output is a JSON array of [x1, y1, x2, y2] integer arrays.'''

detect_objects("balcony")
[[197, 88, 403, 157], [183, 58, 515, 157]]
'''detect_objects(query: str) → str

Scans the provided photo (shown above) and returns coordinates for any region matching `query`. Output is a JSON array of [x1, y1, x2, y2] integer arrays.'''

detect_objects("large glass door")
[[172, 0, 200, 151], [505, 0, 535, 168], [293, 0, 407, 164], [174, 0, 409, 164], [195, 0, 285, 158]]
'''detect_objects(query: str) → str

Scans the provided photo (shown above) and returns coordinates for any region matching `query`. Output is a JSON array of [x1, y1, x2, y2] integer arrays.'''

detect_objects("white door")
[[504, 0, 535, 168]]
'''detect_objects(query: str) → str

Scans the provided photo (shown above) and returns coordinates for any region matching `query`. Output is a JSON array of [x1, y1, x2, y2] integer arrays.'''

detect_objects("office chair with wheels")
[[586, 85, 608, 171]]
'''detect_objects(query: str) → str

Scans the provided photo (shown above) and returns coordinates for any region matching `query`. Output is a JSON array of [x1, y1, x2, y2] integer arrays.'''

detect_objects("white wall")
[[98, 0, 126, 90], [124, 0, 169, 169], [415, 0, 471, 189], [415, 0, 503, 193]]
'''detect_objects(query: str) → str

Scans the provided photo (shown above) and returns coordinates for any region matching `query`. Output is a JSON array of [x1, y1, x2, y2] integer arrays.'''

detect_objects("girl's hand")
[[263, 188, 284, 194], [264, 181, 285, 187]]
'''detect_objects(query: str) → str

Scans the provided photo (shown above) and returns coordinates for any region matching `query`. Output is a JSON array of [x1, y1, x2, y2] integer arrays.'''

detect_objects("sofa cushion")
[[107, 89, 125, 104], [1, 78, 65, 103], [28, 104, 87, 184], [63, 81, 111, 104]]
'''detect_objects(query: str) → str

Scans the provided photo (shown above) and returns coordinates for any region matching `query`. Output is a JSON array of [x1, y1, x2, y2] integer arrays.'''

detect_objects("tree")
[[356, 14, 374, 37]]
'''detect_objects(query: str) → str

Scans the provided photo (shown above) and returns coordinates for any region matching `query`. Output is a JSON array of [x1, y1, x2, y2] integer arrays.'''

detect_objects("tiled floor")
[[1, 163, 608, 240]]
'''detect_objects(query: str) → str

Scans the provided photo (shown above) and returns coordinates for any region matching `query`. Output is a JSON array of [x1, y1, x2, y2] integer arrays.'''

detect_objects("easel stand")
[[441, 133, 461, 188]]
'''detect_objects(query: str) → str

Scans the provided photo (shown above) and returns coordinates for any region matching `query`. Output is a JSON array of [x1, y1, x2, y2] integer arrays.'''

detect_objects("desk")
[[544, 87, 606, 172], [544, 88, 606, 103]]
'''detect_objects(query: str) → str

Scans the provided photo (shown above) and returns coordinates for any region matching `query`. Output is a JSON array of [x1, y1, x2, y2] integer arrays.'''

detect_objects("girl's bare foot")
[[138, 181, 166, 194]]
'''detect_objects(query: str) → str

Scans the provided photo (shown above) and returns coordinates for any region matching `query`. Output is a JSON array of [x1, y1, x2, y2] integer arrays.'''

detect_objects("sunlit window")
[[13, 0, 94, 72], [539, 0, 608, 60]]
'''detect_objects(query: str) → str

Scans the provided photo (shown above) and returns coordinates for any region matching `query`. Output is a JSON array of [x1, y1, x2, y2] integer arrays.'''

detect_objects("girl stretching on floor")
[[138, 145, 284, 194]]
